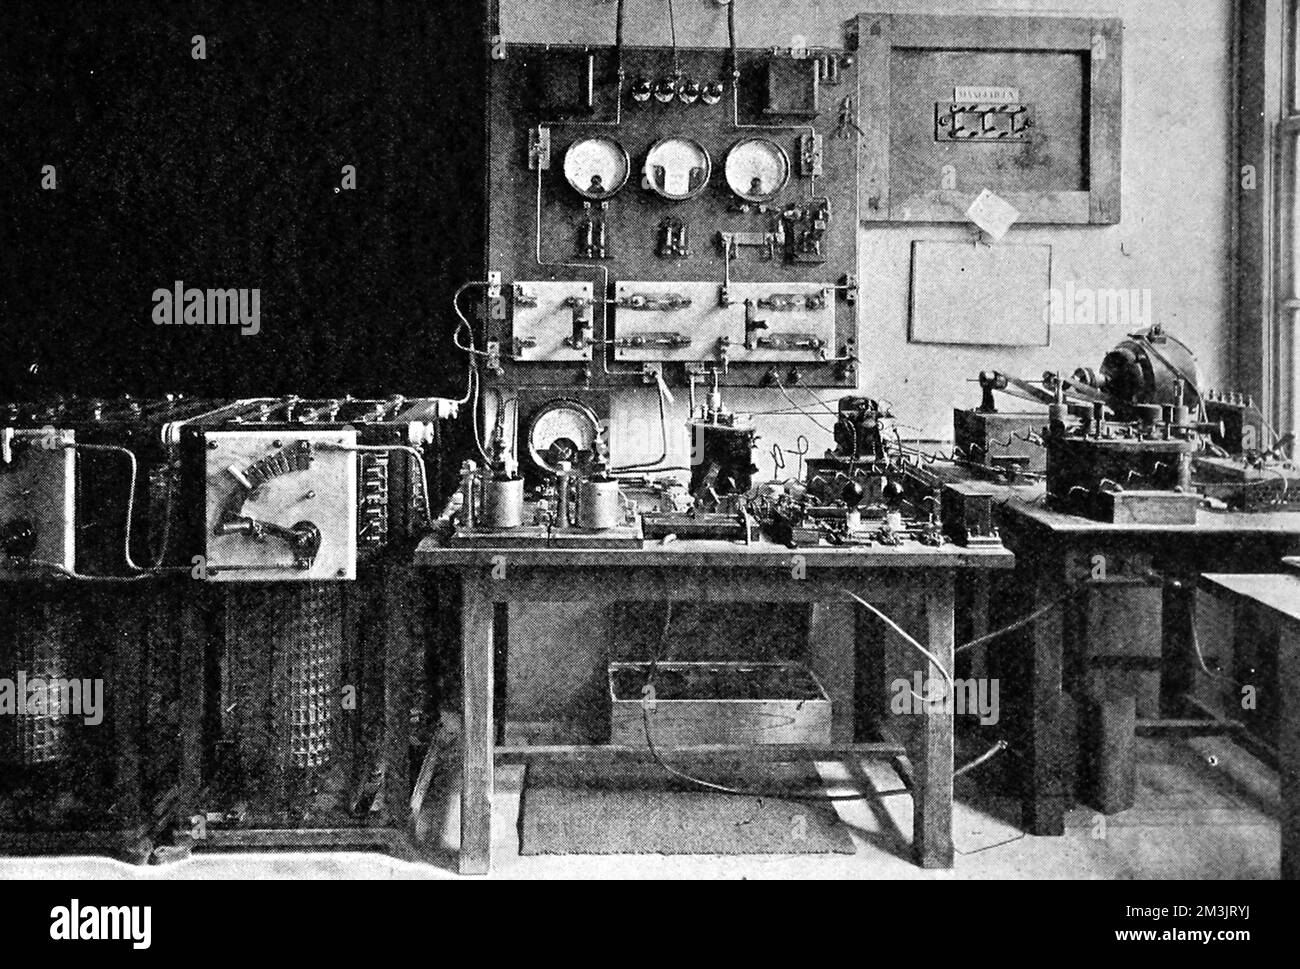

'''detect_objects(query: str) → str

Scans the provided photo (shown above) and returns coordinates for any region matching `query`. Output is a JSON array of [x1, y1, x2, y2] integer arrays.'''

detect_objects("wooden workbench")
[[1199, 572, 1300, 879], [996, 501, 1300, 837], [416, 536, 1014, 875]]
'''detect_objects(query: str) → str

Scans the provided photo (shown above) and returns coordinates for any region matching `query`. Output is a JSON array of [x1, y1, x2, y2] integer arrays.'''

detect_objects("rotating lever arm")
[[215, 516, 322, 570]]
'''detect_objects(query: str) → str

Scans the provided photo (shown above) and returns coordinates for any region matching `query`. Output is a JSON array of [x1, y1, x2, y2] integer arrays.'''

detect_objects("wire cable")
[[844, 590, 954, 702], [1190, 609, 1246, 690], [666, 0, 679, 75], [1248, 404, 1285, 451], [638, 599, 912, 801], [772, 373, 833, 434], [64, 442, 146, 573], [615, 0, 625, 76], [611, 378, 671, 472], [451, 280, 491, 410], [12, 443, 187, 580], [23, 561, 155, 583], [468, 366, 491, 463], [453, 282, 493, 360], [955, 586, 1087, 656], [635, 590, 1002, 803], [727, 0, 738, 82], [148, 465, 178, 569]]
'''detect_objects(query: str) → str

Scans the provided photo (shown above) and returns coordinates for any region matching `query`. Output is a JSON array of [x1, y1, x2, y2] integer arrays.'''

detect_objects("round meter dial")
[[563, 138, 631, 200], [724, 138, 791, 203], [526, 399, 601, 475], [643, 137, 711, 201]]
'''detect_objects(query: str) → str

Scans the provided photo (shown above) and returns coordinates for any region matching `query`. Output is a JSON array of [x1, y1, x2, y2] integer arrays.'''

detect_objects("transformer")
[[161, 395, 457, 859], [0, 396, 234, 861], [0, 394, 460, 861]]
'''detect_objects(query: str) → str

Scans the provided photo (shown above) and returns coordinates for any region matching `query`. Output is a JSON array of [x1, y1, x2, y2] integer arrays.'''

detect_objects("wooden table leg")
[[382, 561, 415, 831], [1280, 627, 1300, 881], [1024, 559, 1068, 836], [1160, 573, 1197, 717], [915, 571, 955, 869], [460, 574, 495, 876], [808, 603, 857, 743], [176, 586, 206, 849], [965, 571, 990, 681]]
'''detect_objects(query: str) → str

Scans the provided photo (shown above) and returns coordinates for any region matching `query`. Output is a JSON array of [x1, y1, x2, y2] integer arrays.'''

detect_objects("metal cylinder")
[[459, 461, 477, 528], [482, 476, 524, 529], [0, 601, 70, 767], [1134, 403, 1163, 429], [283, 585, 341, 773], [226, 584, 342, 785], [556, 462, 572, 528], [578, 478, 622, 530]]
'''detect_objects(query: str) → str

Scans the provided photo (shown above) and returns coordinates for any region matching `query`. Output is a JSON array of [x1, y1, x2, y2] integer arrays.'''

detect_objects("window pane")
[[1288, 308, 1299, 443], [1294, 0, 1300, 111], [1292, 132, 1300, 298]]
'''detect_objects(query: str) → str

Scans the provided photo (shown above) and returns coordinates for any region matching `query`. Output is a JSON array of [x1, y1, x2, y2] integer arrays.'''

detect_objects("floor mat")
[[519, 761, 856, 856]]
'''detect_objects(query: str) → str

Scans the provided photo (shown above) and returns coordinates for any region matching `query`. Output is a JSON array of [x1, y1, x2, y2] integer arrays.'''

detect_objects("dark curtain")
[[0, 0, 485, 401]]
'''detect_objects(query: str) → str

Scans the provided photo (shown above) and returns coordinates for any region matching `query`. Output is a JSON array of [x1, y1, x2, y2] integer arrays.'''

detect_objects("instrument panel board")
[[485, 45, 860, 389]]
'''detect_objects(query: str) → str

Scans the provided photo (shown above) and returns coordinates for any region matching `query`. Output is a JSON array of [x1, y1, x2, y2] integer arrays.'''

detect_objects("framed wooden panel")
[[857, 13, 1122, 225]]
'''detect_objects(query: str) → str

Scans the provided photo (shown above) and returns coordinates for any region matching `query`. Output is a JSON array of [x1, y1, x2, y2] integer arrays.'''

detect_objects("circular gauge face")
[[725, 138, 791, 203], [527, 399, 601, 475], [643, 137, 712, 201], [563, 138, 630, 200]]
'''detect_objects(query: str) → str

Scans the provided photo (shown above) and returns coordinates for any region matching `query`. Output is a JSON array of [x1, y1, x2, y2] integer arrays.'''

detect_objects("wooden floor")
[[0, 735, 1280, 880]]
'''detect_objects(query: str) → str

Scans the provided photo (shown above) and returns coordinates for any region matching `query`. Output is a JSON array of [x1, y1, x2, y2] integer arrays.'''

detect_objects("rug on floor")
[[519, 761, 856, 856]]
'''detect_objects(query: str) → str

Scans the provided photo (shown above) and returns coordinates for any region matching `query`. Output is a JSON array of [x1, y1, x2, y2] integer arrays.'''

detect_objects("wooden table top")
[[1200, 573, 1300, 628], [415, 534, 1014, 570], [1002, 499, 1300, 538]]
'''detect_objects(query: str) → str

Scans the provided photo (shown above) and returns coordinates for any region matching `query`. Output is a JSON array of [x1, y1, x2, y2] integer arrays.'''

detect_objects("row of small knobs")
[[628, 76, 727, 105], [1204, 390, 1255, 407]]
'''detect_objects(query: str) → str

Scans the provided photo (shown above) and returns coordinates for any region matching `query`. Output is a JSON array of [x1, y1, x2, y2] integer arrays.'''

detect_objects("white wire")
[[844, 590, 955, 701], [773, 373, 833, 434], [24, 561, 154, 583], [451, 280, 492, 409], [63, 442, 146, 573], [469, 366, 490, 463], [453, 281, 494, 359]]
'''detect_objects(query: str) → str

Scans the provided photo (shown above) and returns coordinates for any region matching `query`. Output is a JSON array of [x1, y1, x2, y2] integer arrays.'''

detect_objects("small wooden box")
[[1098, 490, 1201, 525], [609, 662, 832, 747], [953, 408, 1047, 473]]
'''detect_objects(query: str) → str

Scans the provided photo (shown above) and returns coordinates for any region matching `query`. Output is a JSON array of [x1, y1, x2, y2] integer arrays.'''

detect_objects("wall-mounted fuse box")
[[510, 281, 595, 362]]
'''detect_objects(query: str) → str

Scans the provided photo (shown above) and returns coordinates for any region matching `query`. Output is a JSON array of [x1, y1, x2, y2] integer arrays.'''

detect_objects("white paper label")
[[966, 189, 1021, 241], [954, 86, 1020, 104]]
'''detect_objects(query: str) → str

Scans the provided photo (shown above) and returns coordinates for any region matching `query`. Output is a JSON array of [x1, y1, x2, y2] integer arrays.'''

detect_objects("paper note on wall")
[[966, 189, 1021, 241]]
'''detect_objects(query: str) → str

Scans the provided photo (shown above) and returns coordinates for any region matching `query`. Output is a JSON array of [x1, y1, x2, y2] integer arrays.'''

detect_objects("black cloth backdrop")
[[0, 0, 484, 401]]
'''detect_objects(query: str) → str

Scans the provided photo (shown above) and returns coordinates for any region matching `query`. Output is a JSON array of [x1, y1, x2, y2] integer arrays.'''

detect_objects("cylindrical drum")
[[578, 479, 622, 530], [482, 476, 524, 529], [0, 600, 70, 767]]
